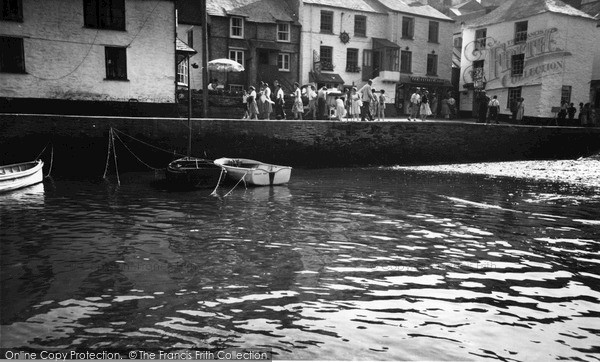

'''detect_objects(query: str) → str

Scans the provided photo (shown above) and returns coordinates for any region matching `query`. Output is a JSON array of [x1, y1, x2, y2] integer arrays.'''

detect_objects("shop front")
[[394, 75, 453, 116]]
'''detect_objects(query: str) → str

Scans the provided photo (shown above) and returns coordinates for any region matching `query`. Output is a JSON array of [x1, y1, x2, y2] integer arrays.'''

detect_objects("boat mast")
[[187, 52, 192, 157], [202, 0, 209, 119]]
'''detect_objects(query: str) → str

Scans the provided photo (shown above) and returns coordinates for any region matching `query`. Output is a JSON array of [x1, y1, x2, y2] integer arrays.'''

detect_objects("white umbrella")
[[207, 58, 245, 72]]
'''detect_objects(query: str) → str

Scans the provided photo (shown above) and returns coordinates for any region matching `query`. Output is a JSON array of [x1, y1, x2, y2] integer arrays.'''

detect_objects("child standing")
[[377, 89, 387, 121]]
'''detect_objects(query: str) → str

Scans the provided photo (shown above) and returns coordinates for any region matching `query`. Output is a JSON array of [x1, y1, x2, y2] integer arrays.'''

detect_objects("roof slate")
[[466, 0, 596, 28], [303, 0, 383, 13], [376, 0, 454, 21], [207, 0, 296, 23]]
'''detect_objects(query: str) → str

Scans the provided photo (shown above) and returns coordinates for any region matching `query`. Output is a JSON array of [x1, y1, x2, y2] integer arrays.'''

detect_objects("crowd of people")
[[407, 88, 457, 121]]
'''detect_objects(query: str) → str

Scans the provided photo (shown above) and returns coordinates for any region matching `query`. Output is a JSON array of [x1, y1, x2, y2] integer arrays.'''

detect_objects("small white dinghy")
[[0, 160, 44, 193], [214, 158, 292, 186]]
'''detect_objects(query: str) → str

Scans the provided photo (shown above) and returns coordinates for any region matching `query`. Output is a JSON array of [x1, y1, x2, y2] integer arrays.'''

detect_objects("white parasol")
[[207, 58, 245, 72]]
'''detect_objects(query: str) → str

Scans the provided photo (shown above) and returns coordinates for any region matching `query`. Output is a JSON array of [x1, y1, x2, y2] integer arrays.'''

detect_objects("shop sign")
[[409, 76, 446, 85]]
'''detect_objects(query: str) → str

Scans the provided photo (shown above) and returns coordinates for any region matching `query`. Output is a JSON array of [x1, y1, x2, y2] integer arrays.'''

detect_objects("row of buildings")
[[1, 0, 599, 119]]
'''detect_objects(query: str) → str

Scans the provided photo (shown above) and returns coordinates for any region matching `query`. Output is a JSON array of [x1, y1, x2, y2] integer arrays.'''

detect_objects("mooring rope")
[[45, 145, 54, 178], [112, 127, 187, 158], [111, 129, 121, 186], [103, 128, 113, 180], [210, 168, 226, 196], [224, 172, 248, 197], [112, 131, 163, 171]]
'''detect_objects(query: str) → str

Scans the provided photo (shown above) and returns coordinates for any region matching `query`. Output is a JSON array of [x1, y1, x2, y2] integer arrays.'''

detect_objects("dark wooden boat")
[[166, 157, 222, 189]]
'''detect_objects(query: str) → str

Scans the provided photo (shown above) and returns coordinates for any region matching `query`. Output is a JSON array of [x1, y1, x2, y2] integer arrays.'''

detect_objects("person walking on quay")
[[306, 85, 317, 120], [578, 102, 584, 126], [359, 79, 375, 121], [409, 88, 421, 121], [263, 82, 273, 120], [516, 97, 525, 122], [477, 91, 490, 123], [350, 87, 361, 122], [317, 86, 327, 120], [274, 81, 286, 120], [440, 96, 450, 119], [257, 82, 272, 120], [558, 100, 568, 125], [292, 82, 303, 120], [487, 95, 500, 124], [242, 89, 249, 119], [370, 88, 379, 119], [335, 96, 346, 121], [567, 102, 577, 125], [430, 92, 438, 118], [377, 89, 388, 121], [247, 86, 259, 120], [447, 93, 456, 119], [509, 97, 518, 123], [420, 90, 432, 121]]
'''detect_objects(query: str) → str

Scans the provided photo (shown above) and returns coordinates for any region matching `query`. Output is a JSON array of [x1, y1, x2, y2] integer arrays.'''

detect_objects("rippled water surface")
[[1, 167, 599, 360]]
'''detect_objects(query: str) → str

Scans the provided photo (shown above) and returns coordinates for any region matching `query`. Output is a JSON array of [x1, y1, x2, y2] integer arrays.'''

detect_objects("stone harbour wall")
[[1, 114, 599, 176]]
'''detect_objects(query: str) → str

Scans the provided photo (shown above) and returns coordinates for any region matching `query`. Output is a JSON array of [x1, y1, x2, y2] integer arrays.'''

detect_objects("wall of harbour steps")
[[1, 114, 599, 176]]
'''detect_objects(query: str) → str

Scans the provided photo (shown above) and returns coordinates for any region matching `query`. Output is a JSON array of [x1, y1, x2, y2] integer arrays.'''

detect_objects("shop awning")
[[398, 74, 452, 88], [373, 38, 400, 49], [309, 71, 344, 84]]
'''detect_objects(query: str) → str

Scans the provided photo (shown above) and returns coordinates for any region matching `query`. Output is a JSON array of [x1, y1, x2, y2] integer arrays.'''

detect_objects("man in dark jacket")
[[477, 91, 490, 123]]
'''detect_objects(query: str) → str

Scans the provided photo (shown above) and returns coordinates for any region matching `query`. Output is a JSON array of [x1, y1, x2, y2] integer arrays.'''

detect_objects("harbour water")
[[1, 167, 599, 360]]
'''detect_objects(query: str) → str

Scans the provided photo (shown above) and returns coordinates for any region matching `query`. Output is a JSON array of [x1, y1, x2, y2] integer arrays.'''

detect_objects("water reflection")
[[0, 168, 599, 360]]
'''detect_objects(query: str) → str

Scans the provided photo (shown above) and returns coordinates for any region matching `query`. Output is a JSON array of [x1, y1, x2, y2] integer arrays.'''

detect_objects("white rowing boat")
[[214, 158, 292, 186], [0, 160, 44, 193]]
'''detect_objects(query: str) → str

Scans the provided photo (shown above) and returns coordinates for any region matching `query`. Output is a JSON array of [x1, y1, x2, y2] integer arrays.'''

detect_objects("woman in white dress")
[[350, 87, 361, 122], [292, 82, 303, 120], [420, 90, 432, 121]]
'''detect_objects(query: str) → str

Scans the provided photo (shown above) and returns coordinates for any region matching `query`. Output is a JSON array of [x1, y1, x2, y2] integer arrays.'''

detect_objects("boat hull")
[[0, 160, 44, 193], [166, 157, 223, 189], [214, 158, 292, 186]]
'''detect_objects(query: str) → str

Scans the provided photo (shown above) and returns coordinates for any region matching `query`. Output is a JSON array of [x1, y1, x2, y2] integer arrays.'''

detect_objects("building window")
[[515, 21, 528, 44], [105, 46, 127, 80], [428, 21, 439, 43], [320, 10, 333, 34], [402, 17, 414, 39], [1, 0, 22, 21], [386, 48, 399, 72], [475, 28, 487, 50], [187, 29, 193, 49], [230, 16, 243, 38], [346, 48, 359, 72], [277, 53, 290, 71], [177, 58, 188, 86], [354, 15, 366, 37], [561, 85, 572, 104], [228, 48, 244, 65], [511, 54, 524, 76], [427, 54, 438, 75], [83, 0, 125, 30], [0, 36, 25, 73], [320, 46, 333, 70], [507, 86, 522, 108], [400, 50, 412, 73], [277, 23, 290, 42], [454, 36, 462, 49]]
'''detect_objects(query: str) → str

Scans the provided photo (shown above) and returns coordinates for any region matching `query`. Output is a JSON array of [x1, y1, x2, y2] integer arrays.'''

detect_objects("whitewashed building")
[[298, 0, 454, 113], [0, 0, 177, 113], [459, 0, 597, 119]]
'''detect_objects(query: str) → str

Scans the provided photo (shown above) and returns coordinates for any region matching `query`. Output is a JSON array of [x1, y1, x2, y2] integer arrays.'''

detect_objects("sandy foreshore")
[[394, 156, 600, 189]]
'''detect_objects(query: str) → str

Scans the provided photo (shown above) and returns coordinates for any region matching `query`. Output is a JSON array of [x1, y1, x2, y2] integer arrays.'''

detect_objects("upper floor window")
[[1, 0, 23, 21], [230, 16, 244, 38], [320, 46, 333, 70], [177, 58, 188, 86], [428, 21, 439, 43], [475, 28, 487, 50], [320, 10, 333, 34], [402, 17, 414, 39], [511, 54, 524, 76], [354, 15, 366, 37], [84, 0, 125, 30], [426, 54, 438, 75], [0, 36, 25, 73], [277, 23, 290, 42], [187, 29, 194, 49], [400, 50, 412, 73], [277, 53, 290, 72], [454, 36, 463, 49], [105, 46, 127, 80], [229, 48, 244, 65], [515, 21, 528, 44]]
